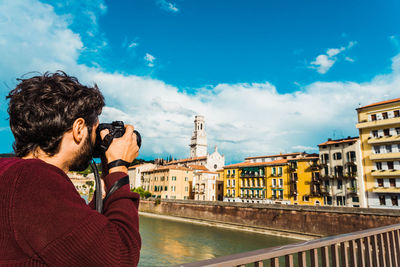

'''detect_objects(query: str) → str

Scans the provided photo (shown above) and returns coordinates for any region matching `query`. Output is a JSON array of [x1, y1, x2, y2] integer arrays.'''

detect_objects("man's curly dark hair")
[[7, 71, 105, 157]]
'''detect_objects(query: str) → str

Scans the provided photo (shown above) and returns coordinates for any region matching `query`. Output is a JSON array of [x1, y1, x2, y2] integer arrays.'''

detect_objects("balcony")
[[368, 135, 400, 144], [320, 186, 330, 194], [347, 187, 358, 195], [309, 163, 321, 171], [369, 152, 400, 161], [372, 187, 400, 193], [356, 117, 400, 129], [343, 172, 357, 179], [371, 170, 400, 177]]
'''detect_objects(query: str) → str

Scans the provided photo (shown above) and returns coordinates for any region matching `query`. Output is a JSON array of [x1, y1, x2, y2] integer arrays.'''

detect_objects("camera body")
[[92, 121, 141, 158]]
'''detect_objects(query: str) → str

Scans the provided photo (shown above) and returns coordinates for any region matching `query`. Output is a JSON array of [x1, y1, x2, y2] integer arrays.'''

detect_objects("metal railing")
[[177, 223, 400, 267]]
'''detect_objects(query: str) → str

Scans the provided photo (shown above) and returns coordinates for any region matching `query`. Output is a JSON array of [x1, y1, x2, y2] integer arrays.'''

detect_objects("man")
[[0, 72, 141, 266]]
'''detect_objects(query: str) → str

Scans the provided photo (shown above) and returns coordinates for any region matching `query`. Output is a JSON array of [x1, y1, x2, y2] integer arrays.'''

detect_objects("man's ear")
[[72, 118, 86, 144]]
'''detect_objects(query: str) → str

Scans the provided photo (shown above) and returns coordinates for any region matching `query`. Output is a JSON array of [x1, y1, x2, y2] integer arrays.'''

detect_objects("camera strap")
[[102, 176, 129, 206], [107, 159, 131, 169]]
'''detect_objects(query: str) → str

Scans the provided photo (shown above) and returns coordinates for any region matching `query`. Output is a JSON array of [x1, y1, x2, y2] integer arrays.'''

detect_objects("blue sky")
[[0, 0, 399, 163]]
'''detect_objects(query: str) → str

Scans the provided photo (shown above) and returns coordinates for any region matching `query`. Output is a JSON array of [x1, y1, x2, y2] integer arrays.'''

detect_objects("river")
[[138, 214, 300, 267]]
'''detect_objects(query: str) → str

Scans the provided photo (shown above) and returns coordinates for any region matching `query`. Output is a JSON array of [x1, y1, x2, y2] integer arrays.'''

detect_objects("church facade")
[[167, 115, 225, 172]]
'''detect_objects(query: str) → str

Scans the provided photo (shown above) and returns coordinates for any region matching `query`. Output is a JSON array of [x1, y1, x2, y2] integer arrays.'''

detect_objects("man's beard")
[[69, 133, 94, 172]]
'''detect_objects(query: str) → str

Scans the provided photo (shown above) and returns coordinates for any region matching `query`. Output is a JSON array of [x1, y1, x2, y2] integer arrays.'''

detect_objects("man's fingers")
[[100, 129, 110, 139]]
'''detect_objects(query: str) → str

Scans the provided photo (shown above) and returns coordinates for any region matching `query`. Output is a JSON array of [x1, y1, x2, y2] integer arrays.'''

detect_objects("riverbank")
[[139, 199, 400, 238], [140, 212, 317, 240]]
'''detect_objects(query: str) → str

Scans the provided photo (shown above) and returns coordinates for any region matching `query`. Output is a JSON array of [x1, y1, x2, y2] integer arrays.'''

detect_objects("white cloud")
[[157, 0, 179, 12], [345, 57, 355, 62], [1, 0, 400, 164], [128, 42, 139, 48], [310, 55, 335, 74], [144, 53, 156, 67], [310, 41, 356, 74]]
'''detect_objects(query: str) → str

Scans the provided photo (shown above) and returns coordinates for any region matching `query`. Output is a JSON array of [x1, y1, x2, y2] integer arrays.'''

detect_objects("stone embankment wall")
[[139, 199, 400, 237]]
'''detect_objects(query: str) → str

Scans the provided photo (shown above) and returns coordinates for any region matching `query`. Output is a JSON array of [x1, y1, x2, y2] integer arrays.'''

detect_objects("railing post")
[[321, 246, 329, 267], [340, 242, 349, 267], [364, 236, 372, 267], [255, 261, 263, 267], [349, 240, 357, 266], [331, 244, 340, 267], [285, 254, 293, 267], [377, 233, 386, 267], [357, 238, 366, 267], [271, 257, 279, 267], [384, 232, 393, 267], [310, 249, 318, 267], [395, 230, 400, 265], [389, 231, 397, 267], [298, 251, 307, 267]]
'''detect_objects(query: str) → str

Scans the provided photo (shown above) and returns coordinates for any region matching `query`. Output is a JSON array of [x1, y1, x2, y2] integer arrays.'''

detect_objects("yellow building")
[[141, 165, 193, 200], [223, 152, 324, 205], [356, 97, 400, 208]]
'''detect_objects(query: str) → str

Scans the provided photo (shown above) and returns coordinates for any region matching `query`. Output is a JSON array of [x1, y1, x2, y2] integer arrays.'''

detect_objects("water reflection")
[[139, 214, 299, 267]]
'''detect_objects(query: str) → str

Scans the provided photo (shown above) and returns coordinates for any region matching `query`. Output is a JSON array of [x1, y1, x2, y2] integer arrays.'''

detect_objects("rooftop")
[[224, 159, 288, 169], [357, 97, 400, 110], [166, 156, 207, 165], [245, 152, 302, 160], [318, 137, 359, 147]]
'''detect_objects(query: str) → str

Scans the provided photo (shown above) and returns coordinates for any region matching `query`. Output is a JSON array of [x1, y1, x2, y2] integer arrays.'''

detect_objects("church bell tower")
[[190, 115, 207, 158]]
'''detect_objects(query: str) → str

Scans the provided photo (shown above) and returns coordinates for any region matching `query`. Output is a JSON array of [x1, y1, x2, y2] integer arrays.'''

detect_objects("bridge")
[[177, 223, 400, 267]]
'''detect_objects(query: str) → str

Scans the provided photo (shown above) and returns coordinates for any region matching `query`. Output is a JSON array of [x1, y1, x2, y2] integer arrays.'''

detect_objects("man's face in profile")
[[69, 121, 98, 172]]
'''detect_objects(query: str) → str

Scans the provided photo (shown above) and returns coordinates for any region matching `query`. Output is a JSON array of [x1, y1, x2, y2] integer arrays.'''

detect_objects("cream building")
[[318, 137, 366, 207], [193, 171, 224, 201], [128, 163, 156, 189], [356, 98, 400, 209], [141, 165, 193, 200], [166, 115, 225, 172]]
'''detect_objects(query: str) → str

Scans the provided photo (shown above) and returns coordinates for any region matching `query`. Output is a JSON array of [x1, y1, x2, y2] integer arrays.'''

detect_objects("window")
[[232, 170, 236, 176], [232, 189, 235, 196], [392, 196, 398, 206], [374, 146, 381, 154], [379, 195, 386, 206], [377, 179, 384, 187], [227, 189, 230, 196], [272, 167, 276, 176], [337, 196, 345, 206], [394, 110, 400, 117], [386, 145, 392, 153], [337, 180, 343, 190], [185, 186, 188, 192], [278, 190, 283, 200], [303, 195, 309, 202], [390, 179, 396, 187], [227, 179, 230, 187], [388, 161, 394, 170], [384, 129, 390, 136], [382, 112, 388, 119], [272, 179, 277, 187], [240, 180, 243, 187], [278, 167, 283, 176], [232, 180, 235, 186], [165, 186, 168, 191], [372, 130, 379, 138], [172, 176, 177, 181], [321, 154, 329, 164], [333, 152, 342, 160], [376, 162, 382, 170], [352, 196, 359, 202], [324, 167, 329, 176], [371, 114, 377, 121], [396, 128, 400, 135], [185, 177, 188, 181], [227, 170, 230, 176], [347, 151, 356, 162], [279, 179, 283, 188]]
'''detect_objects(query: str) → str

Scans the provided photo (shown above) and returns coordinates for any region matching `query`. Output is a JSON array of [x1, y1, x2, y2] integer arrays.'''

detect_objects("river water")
[[138, 214, 300, 267]]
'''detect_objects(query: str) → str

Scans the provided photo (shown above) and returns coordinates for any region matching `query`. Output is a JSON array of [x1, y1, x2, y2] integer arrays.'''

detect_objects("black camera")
[[92, 121, 142, 158]]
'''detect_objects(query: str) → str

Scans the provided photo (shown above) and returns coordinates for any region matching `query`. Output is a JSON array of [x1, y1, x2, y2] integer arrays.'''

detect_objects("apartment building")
[[223, 152, 324, 205], [141, 165, 193, 200], [318, 137, 366, 207], [356, 97, 400, 208], [127, 163, 156, 189], [193, 171, 223, 201]]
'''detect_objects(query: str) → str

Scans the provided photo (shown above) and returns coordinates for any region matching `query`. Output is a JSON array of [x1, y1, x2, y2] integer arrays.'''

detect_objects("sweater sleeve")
[[11, 160, 141, 266]]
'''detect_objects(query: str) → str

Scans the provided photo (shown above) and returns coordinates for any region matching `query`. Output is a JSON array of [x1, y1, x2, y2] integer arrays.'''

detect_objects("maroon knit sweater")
[[0, 158, 141, 266]]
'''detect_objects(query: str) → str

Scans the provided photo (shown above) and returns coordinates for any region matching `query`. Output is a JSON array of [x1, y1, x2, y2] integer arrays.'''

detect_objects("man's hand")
[[100, 125, 139, 174]]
